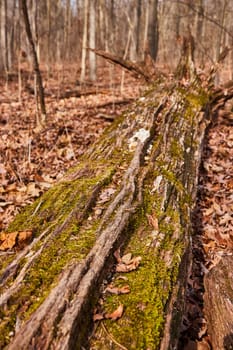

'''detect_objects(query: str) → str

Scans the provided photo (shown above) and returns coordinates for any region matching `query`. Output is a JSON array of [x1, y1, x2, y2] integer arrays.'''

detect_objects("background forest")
[[0, 0, 233, 83]]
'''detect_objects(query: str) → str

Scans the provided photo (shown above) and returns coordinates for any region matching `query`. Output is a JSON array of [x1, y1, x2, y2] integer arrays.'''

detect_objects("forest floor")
[[0, 65, 142, 231], [0, 65, 232, 348]]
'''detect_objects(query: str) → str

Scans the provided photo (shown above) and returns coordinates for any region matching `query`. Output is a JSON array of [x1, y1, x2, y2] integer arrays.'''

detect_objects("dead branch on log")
[[88, 48, 155, 83], [89, 98, 134, 110]]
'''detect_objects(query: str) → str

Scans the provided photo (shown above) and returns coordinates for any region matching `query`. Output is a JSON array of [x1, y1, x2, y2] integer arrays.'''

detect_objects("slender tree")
[[80, 0, 88, 82], [46, 0, 51, 76], [1, 0, 9, 76], [89, 0, 96, 81], [20, 0, 46, 124], [136, 0, 142, 58], [148, 0, 159, 61]]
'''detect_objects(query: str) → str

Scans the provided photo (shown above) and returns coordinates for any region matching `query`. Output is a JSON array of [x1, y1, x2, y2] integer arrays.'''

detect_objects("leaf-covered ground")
[[180, 102, 233, 350], [0, 65, 141, 233]]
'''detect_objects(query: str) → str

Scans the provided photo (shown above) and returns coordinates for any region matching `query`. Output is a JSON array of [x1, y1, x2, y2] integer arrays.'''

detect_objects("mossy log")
[[0, 74, 231, 349]]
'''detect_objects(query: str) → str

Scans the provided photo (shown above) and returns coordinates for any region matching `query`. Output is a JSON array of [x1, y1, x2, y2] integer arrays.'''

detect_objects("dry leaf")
[[116, 256, 141, 273], [121, 253, 132, 264], [219, 213, 232, 225], [105, 304, 124, 320], [105, 285, 130, 295], [0, 231, 18, 250], [146, 213, 159, 231], [93, 313, 105, 322], [203, 240, 215, 254], [99, 187, 116, 203], [213, 202, 222, 215], [6, 183, 17, 192], [17, 230, 33, 249], [203, 207, 214, 216], [0, 230, 33, 251], [0, 163, 7, 175], [113, 248, 122, 263], [27, 183, 40, 197]]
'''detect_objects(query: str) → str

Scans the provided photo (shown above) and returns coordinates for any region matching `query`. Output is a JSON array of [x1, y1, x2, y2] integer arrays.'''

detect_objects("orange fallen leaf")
[[203, 207, 214, 216], [0, 230, 33, 251], [105, 304, 124, 320], [116, 256, 141, 273], [0, 231, 18, 250], [105, 285, 130, 295], [203, 240, 215, 254], [17, 230, 33, 249]]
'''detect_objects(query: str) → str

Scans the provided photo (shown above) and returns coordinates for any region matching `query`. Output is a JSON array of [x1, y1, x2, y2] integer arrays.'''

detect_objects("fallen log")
[[0, 59, 231, 349], [204, 256, 233, 350]]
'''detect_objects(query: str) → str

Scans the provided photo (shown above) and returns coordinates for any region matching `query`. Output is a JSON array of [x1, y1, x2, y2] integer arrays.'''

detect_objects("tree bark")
[[204, 256, 233, 350], [0, 59, 232, 349]]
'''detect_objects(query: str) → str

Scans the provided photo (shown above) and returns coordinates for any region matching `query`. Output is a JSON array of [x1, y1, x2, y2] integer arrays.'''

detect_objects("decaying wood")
[[0, 56, 232, 349], [204, 256, 233, 350]]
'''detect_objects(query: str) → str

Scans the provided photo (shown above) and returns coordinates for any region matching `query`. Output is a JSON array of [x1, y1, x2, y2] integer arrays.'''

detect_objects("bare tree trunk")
[[142, 1, 149, 60], [1, 0, 9, 81], [46, 0, 51, 77], [195, 0, 204, 40], [98, 0, 105, 49], [148, 0, 159, 61], [56, 0, 63, 66], [129, 5, 137, 61], [64, 0, 71, 62], [136, 0, 142, 58], [20, 0, 46, 125], [109, 0, 115, 52], [214, 0, 228, 85], [215, 0, 228, 62], [89, 0, 96, 81], [231, 32, 233, 80], [80, 0, 88, 82]]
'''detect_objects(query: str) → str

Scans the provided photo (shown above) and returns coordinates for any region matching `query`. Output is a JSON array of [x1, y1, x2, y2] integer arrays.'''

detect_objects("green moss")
[[0, 159, 119, 347], [0, 216, 101, 348], [91, 175, 185, 349], [7, 161, 116, 229], [170, 139, 184, 159]]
